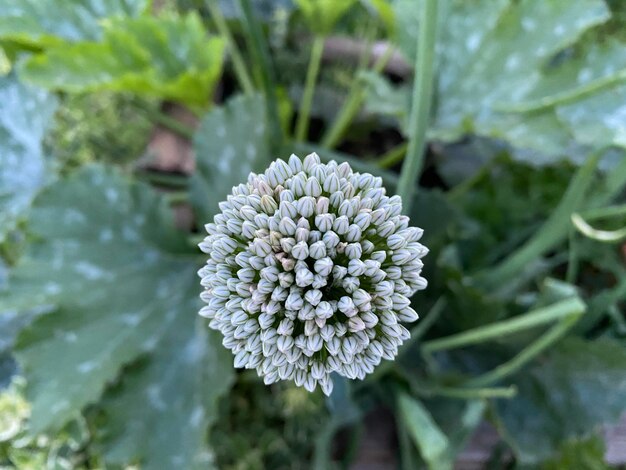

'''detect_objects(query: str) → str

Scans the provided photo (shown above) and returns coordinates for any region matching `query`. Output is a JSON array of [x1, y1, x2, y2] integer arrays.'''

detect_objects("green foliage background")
[[1, 0, 626, 468]]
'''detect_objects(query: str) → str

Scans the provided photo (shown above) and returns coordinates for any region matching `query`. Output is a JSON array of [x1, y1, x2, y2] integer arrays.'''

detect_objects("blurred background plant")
[[1, 0, 626, 468]]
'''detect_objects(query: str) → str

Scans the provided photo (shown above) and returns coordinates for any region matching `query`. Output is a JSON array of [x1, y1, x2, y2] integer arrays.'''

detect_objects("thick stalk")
[[396, 0, 437, 213], [205, 0, 254, 95], [295, 35, 325, 141]]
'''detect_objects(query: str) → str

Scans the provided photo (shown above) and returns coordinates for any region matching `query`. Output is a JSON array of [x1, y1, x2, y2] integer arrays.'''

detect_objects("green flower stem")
[[321, 43, 395, 149], [465, 311, 582, 388], [422, 297, 585, 355], [566, 229, 580, 284], [295, 35, 326, 141], [237, 0, 284, 152], [396, 0, 437, 213], [205, 0, 254, 95], [579, 203, 626, 220], [378, 142, 408, 168], [592, 154, 626, 205], [477, 149, 603, 289], [432, 385, 517, 399]]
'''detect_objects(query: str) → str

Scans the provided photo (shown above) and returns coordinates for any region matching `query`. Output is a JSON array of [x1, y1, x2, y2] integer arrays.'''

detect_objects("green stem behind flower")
[[295, 35, 325, 141], [396, 0, 437, 213], [422, 297, 585, 354], [477, 149, 603, 289], [321, 43, 394, 149], [237, 0, 284, 152], [205, 0, 255, 95], [465, 311, 582, 387]]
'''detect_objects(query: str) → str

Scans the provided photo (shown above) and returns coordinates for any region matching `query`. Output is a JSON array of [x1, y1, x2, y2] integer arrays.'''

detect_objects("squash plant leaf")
[[7, 165, 232, 467], [494, 337, 626, 464], [20, 13, 225, 107], [190, 94, 271, 221], [0, 0, 149, 47], [0, 73, 57, 243], [391, 0, 623, 163]]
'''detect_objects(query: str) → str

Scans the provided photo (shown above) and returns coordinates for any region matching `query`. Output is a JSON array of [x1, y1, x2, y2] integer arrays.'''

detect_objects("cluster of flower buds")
[[198, 153, 427, 395]]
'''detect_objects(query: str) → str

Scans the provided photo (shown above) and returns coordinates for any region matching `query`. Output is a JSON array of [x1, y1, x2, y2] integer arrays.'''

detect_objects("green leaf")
[[0, 0, 149, 47], [541, 435, 610, 470], [494, 337, 626, 464], [558, 82, 626, 148], [434, 0, 609, 136], [398, 392, 452, 470], [95, 324, 233, 470], [190, 94, 271, 221], [393, 0, 615, 163], [7, 165, 231, 467], [20, 13, 225, 106], [360, 70, 410, 133], [295, 0, 358, 35], [0, 73, 57, 243]]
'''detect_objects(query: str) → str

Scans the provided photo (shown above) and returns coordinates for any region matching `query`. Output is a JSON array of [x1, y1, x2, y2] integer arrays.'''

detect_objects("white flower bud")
[[315, 214, 334, 232], [291, 241, 309, 260], [344, 243, 362, 260], [297, 196, 315, 217], [309, 241, 326, 259], [333, 215, 349, 234], [295, 268, 314, 287], [305, 177, 322, 197], [315, 196, 330, 215]]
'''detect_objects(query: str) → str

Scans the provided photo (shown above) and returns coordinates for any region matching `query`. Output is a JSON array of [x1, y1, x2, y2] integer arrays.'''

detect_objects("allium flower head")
[[198, 153, 428, 395]]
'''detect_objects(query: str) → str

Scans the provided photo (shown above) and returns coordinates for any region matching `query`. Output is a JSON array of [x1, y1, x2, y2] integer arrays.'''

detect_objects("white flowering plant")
[[198, 153, 427, 394], [1, 0, 626, 469]]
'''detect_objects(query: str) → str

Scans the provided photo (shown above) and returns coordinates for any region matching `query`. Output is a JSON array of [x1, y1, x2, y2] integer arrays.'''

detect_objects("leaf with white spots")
[[0, 73, 57, 242], [95, 316, 233, 470], [0, 0, 149, 47], [190, 94, 271, 220], [391, 0, 614, 163], [432, 0, 609, 141], [558, 84, 626, 148], [6, 165, 232, 467]]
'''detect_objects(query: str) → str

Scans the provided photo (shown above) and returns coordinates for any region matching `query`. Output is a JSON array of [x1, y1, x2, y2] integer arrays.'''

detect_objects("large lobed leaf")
[[494, 337, 626, 464], [0, 73, 57, 243], [7, 165, 232, 468], [0, 0, 149, 46], [190, 94, 272, 221], [386, 0, 626, 164], [20, 13, 225, 106]]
